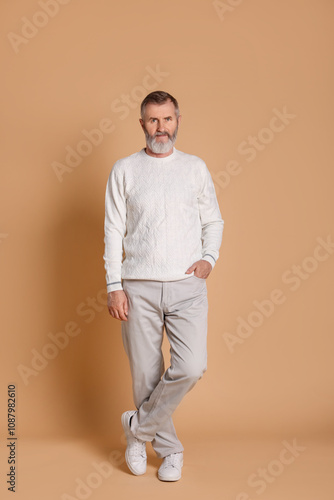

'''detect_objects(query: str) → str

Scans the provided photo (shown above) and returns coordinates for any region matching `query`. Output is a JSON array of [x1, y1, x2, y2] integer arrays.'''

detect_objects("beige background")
[[1, 0, 333, 499]]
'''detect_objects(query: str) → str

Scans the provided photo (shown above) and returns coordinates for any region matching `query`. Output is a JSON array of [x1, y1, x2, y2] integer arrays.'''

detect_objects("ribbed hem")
[[107, 281, 123, 293]]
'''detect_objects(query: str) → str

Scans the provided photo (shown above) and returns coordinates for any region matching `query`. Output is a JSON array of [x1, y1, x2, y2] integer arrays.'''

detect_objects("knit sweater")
[[103, 146, 224, 292]]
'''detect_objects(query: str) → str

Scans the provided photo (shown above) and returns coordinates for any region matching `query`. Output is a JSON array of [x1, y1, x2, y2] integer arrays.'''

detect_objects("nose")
[[157, 120, 165, 131]]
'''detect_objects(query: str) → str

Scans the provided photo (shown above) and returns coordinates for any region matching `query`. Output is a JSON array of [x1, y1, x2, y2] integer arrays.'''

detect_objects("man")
[[103, 91, 224, 481]]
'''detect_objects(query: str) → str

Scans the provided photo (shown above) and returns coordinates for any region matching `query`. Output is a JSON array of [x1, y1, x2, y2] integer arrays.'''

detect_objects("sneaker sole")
[[158, 459, 183, 481], [121, 412, 147, 476], [158, 471, 182, 481]]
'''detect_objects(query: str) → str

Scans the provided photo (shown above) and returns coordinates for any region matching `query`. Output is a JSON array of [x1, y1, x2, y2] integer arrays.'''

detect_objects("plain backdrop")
[[0, 1, 333, 498]]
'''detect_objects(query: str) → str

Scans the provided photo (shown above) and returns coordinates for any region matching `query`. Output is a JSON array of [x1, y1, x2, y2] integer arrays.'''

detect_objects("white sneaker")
[[121, 410, 147, 475], [158, 452, 183, 481]]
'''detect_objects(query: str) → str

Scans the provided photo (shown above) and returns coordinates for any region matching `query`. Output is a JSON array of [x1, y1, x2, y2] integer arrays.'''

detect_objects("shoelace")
[[130, 438, 146, 459], [163, 453, 182, 468]]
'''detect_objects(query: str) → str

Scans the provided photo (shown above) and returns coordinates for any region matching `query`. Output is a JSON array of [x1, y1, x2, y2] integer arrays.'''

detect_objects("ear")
[[177, 114, 182, 125], [139, 118, 144, 129]]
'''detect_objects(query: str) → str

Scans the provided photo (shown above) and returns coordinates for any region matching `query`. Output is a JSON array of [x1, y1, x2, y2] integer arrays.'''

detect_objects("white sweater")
[[103, 147, 224, 292]]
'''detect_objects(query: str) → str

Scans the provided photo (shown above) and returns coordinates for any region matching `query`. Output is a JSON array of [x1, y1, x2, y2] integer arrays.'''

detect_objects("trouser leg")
[[130, 276, 208, 446], [121, 279, 184, 458]]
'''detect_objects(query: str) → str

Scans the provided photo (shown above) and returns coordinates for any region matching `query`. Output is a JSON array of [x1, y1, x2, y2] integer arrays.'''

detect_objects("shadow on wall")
[[50, 170, 131, 446]]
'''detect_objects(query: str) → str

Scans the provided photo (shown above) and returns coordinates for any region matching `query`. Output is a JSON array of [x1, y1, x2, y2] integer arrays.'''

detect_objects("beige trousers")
[[121, 275, 208, 458]]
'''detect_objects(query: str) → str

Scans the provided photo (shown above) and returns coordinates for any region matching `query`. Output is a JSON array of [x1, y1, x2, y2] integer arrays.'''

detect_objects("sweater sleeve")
[[103, 164, 127, 292], [198, 162, 224, 270]]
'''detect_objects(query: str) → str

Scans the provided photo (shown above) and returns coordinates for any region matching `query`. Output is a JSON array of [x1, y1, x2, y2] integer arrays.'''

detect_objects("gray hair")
[[140, 91, 180, 120]]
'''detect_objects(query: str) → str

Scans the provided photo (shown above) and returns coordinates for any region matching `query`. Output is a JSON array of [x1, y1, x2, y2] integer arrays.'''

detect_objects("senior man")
[[103, 90, 224, 481]]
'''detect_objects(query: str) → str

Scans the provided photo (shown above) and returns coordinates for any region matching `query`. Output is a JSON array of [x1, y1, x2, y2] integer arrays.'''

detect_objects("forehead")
[[144, 100, 177, 118]]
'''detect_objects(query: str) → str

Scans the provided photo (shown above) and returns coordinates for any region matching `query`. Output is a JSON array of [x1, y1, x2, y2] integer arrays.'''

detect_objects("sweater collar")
[[140, 146, 177, 162]]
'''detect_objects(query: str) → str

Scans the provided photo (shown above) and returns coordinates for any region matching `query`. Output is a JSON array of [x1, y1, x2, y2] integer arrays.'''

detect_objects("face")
[[139, 99, 181, 154]]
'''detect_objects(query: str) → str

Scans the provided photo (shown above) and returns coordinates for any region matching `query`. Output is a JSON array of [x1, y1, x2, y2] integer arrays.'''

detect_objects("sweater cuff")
[[201, 254, 217, 269], [107, 281, 123, 293]]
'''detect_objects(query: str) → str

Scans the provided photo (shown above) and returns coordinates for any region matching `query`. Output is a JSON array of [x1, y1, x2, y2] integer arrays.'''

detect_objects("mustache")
[[155, 132, 169, 137], [143, 124, 178, 144]]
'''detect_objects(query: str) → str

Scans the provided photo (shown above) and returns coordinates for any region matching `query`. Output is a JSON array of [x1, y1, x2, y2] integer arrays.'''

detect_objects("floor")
[[2, 433, 333, 500]]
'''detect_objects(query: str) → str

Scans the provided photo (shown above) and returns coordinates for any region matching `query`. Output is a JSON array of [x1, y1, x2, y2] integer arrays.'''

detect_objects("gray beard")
[[144, 126, 178, 154]]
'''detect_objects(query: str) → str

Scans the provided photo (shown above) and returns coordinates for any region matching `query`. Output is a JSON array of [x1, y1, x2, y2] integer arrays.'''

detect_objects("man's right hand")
[[107, 290, 128, 321]]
